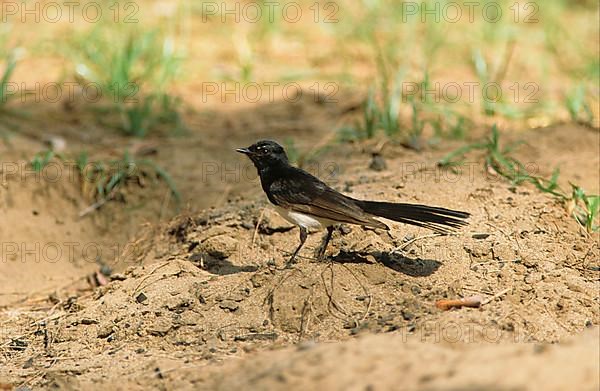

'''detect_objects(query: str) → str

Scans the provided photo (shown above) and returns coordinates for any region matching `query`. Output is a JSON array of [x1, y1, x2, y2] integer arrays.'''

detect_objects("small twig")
[[18, 371, 44, 389], [132, 261, 172, 296], [461, 287, 493, 295], [339, 262, 372, 323], [320, 263, 349, 321], [471, 259, 520, 268], [263, 267, 301, 310], [485, 222, 521, 251], [251, 207, 266, 251], [78, 197, 108, 218], [480, 287, 511, 305], [393, 233, 442, 252], [79, 187, 120, 217], [298, 295, 313, 342]]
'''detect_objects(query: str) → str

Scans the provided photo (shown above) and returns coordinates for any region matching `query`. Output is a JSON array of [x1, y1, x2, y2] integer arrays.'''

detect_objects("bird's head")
[[236, 140, 289, 170]]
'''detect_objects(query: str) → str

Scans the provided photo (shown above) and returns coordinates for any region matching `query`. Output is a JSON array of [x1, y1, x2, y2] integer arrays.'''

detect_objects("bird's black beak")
[[236, 147, 252, 155]]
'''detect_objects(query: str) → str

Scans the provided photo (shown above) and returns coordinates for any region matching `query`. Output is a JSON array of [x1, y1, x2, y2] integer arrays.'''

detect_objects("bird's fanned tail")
[[357, 200, 470, 234]]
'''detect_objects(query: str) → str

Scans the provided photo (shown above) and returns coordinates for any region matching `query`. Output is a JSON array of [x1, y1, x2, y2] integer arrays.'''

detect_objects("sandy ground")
[[0, 2, 598, 388], [0, 97, 599, 389]]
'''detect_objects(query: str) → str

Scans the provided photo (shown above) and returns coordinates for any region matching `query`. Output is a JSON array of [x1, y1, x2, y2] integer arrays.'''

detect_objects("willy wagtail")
[[237, 140, 469, 265]]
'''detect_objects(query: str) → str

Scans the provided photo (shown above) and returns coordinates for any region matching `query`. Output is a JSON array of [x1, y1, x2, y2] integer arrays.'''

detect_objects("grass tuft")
[[29, 149, 180, 209], [77, 150, 181, 204], [439, 124, 599, 232], [69, 26, 184, 137]]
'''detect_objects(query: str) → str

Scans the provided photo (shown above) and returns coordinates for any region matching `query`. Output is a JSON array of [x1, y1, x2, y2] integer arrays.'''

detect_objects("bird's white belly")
[[275, 206, 334, 230]]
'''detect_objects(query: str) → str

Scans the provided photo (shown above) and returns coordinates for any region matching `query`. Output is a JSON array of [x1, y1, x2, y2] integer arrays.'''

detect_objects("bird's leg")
[[286, 226, 308, 267], [316, 226, 335, 261]]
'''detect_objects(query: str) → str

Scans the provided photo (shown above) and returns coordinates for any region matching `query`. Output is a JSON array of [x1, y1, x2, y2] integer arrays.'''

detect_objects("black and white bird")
[[237, 140, 469, 266]]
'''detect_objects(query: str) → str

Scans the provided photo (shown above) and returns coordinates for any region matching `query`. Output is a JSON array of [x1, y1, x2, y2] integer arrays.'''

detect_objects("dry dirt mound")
[[196, 326, 600, 391], [2, 146, 598, 388], [0, 137, 179, 309]]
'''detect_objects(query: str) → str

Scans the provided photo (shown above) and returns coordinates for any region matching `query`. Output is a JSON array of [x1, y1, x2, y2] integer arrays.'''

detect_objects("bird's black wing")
[[268, 167, 387, 229]]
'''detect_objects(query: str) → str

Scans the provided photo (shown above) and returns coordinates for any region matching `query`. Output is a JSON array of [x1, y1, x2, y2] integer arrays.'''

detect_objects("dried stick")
[[251, 207, 266, 251], [436, 287, 511, 310]]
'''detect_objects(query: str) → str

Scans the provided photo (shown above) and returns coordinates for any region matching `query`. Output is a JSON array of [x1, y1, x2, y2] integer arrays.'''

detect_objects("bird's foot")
[[282, 254, 298, 269], [282, 262, 296, 270], [314, 226, 335, 262], [314, 248, 328, 263]]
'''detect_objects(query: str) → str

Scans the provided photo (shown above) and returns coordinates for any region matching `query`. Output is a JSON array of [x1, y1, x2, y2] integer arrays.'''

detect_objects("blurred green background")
[[0, 0, 598, 229]]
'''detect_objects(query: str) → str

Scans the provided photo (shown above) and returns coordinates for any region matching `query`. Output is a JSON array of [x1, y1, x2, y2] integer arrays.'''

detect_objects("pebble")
[[80, 318, 98, 325], [201, 235, 238, 259], [110, 273, 127, 281], [97, 324, 114, 338], [147, 318, 172, 336], [136, 292, 148, 304], [219, 300, 239, 312], [492, 243, 514, 261], [401, 310, 415, 321], [369, 153, 387, 171], [22, 357, 34, 369], [411, 285, 422, 295], [464, 243, 490, 258], [241, 221, 254, 230]]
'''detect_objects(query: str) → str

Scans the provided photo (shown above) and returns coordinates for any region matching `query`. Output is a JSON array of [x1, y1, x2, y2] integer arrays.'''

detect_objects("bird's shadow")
[[329, 250, 441, 277], [189, 254, 258, 275]]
